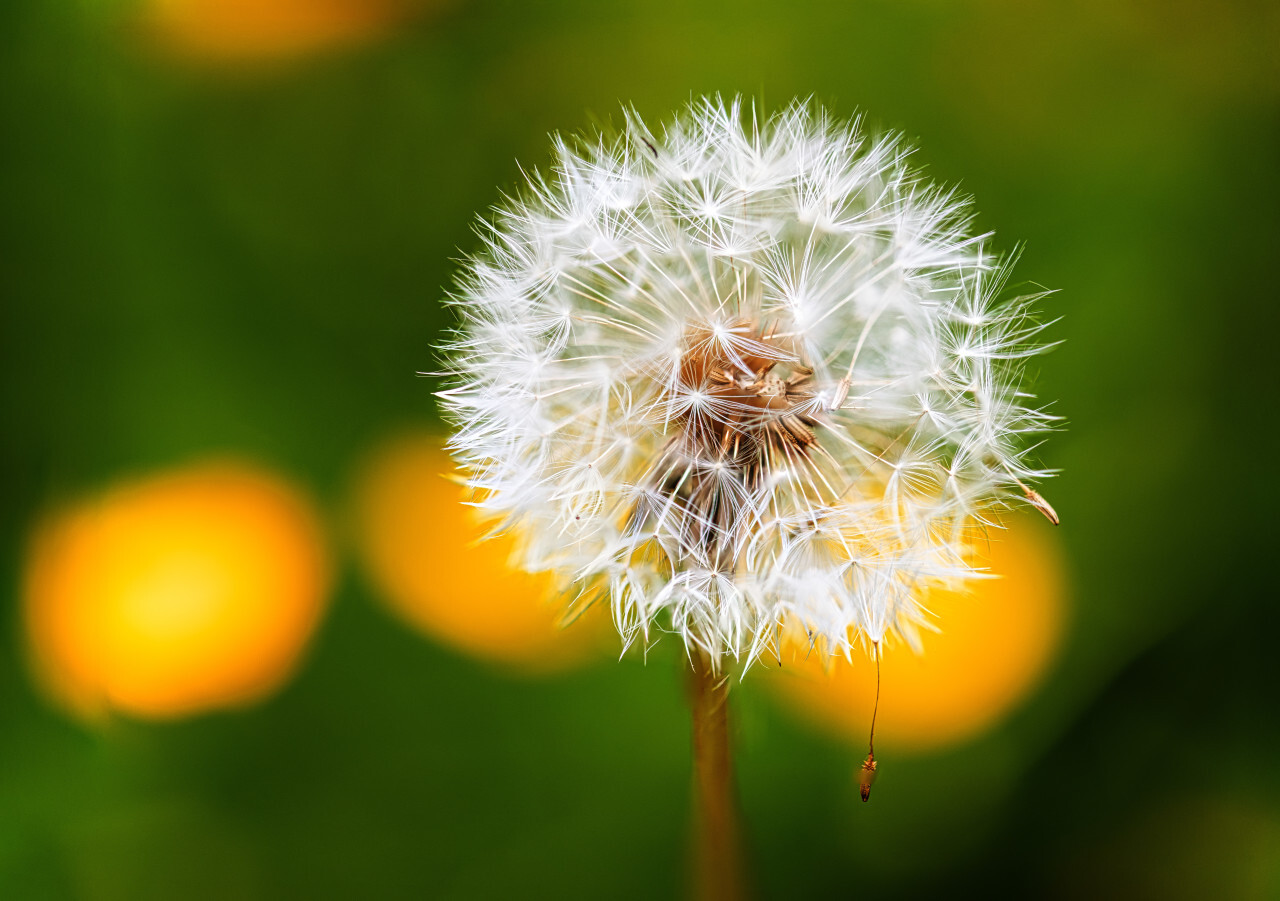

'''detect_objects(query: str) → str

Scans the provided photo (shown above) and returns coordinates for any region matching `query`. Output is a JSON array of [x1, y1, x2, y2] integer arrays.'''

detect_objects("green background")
[[3, 0, 1278, 897]]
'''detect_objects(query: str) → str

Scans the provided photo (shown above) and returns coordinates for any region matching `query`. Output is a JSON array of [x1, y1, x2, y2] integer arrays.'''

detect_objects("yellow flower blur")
[[351, 433, 608, 673], [24, 462, 330, 720], [139, 0, 416, 64], [767, 519, 1066, 751]]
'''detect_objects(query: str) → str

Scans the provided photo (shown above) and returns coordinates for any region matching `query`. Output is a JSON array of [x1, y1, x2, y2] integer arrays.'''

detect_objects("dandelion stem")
[[688, 649, 746, 901]]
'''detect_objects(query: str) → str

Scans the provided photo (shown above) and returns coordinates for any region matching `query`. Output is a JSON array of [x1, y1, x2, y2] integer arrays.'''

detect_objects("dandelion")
[[436, 96, 1057, 895]]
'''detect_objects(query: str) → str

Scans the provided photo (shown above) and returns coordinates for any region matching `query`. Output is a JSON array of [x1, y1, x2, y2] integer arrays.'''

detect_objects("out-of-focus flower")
[[438, 97, 1058, 671], [350, 433, 608, 672], [137, 0, 430, 65], [23, 462, 329, 720], [766, 516, 1065, 750]]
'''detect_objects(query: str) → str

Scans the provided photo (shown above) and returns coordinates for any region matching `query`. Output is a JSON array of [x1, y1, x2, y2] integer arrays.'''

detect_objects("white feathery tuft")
[[437, 96, 1058, 671]]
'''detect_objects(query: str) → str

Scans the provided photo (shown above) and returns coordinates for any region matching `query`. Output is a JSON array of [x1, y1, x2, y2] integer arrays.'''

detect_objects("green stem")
[[688, 649, 746, 901]]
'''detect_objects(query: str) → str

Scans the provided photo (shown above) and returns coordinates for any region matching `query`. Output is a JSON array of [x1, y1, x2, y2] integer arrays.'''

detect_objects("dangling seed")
[[1023, 486, 1060, 526], [860, 642, 882, 802], [858, 753, 878, 802]]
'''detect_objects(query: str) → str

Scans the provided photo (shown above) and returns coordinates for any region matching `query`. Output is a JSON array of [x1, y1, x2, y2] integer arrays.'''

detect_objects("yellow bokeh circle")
[[139, 0, 415, 64], [351, 433, 608, 673], [766, 520, 1067, 751], [24, 461, 330, 720]]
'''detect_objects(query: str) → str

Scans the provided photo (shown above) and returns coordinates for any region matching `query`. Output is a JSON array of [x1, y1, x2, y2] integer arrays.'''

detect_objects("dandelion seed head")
[[438, 97, 1057, 670]]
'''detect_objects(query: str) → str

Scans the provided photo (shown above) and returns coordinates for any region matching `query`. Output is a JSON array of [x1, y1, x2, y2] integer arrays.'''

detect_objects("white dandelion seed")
[[437, 96, 1058, 672]]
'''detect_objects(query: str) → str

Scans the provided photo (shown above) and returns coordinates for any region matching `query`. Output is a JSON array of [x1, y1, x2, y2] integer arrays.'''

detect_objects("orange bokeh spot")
[[24, 462, 330, 720], [139, 0, 415, 64], [351, 433, 608, 673], [766, 520, 1067, 751]]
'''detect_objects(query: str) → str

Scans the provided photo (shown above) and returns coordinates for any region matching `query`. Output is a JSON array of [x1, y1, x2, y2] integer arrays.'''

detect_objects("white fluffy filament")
[[438, 97, 1057, 670]]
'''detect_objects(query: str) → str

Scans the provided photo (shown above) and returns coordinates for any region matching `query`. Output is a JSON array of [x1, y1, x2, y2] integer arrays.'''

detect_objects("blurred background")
[[3, 0, 1278, 898]]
